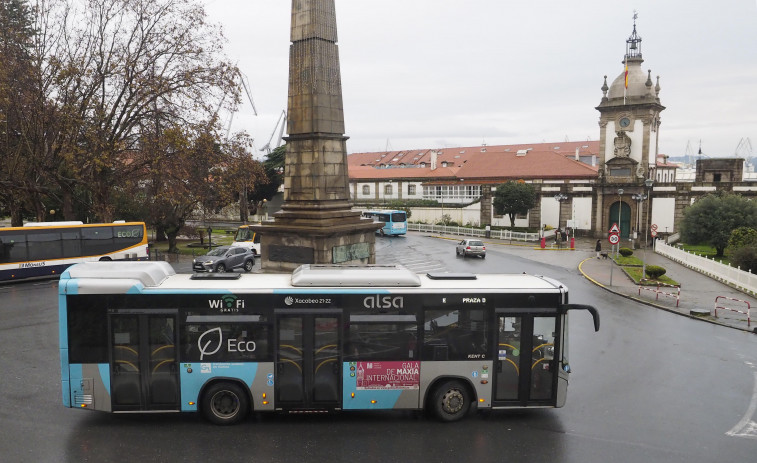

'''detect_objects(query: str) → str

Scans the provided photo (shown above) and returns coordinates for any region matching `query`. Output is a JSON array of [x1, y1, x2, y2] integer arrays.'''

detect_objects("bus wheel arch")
[[199, 379, 252, 425], [426, 377, 476, 422]]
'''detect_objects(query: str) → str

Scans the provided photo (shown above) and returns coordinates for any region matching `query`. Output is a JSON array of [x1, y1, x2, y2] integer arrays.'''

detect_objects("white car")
[[456, 239, 486, 258]]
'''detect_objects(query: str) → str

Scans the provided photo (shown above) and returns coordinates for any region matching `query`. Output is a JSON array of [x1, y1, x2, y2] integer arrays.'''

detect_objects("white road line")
[[726, 371, 757, 440]]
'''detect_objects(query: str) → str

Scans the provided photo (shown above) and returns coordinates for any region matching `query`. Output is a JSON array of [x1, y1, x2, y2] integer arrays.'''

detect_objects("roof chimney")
[[430, 151, 438, 170]]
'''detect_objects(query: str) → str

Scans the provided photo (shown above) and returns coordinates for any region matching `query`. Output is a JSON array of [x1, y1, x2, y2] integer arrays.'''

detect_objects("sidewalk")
[[493, 235, 757, 334]]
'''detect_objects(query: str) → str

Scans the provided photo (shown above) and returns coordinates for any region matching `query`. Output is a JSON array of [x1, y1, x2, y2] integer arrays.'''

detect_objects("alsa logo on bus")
[[363, 295, 403, 309], [197, 327, 256, 361], [208, 295, 244, 312]]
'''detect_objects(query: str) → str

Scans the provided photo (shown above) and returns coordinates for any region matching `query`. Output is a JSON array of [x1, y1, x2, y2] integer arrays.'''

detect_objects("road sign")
[[651, 223, 658, 231], [651, 230, 658, 237], [609, 223, 620, 234], [608, 233, 620, 245]]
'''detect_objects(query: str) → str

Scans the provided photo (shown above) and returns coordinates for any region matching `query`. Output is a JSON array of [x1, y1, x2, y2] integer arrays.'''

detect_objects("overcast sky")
[[203, 0, 757, 160]]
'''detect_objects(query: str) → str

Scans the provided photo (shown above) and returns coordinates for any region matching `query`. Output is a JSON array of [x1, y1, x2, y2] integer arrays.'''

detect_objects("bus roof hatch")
[[291, 264, 421, 287]]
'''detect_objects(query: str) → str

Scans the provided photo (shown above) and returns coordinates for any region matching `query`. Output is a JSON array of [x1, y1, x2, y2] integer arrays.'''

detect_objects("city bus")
[[0, 221, 148, 282], [361, 209, 407, 236], [58, 262, 599, 425], [232, 225, 261, 256]]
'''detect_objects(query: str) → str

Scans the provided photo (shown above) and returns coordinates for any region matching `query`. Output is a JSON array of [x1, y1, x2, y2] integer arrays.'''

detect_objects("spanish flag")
[[624, 60, 628, 89]]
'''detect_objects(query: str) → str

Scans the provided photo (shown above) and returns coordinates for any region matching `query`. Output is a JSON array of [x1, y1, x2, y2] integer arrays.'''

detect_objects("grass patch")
[[612, 254, 644, 266], [149, 229, 235, 256], [623, 266, 680, 286]]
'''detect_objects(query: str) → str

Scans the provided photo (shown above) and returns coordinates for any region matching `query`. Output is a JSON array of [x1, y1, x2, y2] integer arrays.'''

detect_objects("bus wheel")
[[243, 259, 254, 272], [201, 382, 249, 425], [431, 380, 470, 422]]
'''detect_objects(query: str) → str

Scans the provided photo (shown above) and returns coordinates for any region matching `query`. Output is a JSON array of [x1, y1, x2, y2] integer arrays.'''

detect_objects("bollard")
[[570, 237, 575, 250], [540, 237, 546, 249]]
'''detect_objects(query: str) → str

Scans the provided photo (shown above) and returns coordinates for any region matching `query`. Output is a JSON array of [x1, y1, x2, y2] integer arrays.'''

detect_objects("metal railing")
[[407, 223, 540, 242], [714, 296, 751, 327], [638, 283, 681, 307]]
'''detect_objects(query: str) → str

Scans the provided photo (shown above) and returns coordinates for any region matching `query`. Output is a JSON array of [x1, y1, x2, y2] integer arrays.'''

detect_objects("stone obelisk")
[[252, 0, 381, 271]]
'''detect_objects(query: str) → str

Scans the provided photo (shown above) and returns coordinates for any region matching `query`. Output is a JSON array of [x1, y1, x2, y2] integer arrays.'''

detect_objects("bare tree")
[[39, 0, 240, 221]]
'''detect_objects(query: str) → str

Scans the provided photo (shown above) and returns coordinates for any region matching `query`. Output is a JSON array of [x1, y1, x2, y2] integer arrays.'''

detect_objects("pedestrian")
[[555, 228, 561, 247], [595, 239, 602, 258]]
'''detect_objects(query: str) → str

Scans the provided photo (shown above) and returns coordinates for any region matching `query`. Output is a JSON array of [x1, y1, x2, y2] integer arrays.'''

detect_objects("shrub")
[[730, 245, 757, 274], [728, 227, 757, 250], [619, 247, 634, 257], [645, 265, 667, 280]]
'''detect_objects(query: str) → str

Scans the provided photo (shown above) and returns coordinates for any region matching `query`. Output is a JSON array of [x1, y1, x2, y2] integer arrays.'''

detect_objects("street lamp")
[[616, 189, 624, 256], [631, 192, 647, 247], [554, 193, 568, 227], [643, 178, 654, 278]]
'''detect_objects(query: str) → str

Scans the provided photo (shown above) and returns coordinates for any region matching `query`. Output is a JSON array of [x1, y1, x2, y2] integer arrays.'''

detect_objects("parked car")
[[456, 239, 486, 258], [192, 246, 255, 273]]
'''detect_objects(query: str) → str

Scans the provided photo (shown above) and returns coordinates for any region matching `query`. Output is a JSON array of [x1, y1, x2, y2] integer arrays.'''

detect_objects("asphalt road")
[[0, 233, 755, 462]]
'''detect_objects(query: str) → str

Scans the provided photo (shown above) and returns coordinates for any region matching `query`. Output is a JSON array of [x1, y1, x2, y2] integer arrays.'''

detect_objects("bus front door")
[[494, 314, 559, 406], [275, 312, 341, 410], [109, 312, 180, 412]]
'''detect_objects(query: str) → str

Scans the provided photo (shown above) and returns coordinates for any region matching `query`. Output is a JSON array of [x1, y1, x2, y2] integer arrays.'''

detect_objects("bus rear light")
[[351, 393, 355, 399], [479, 398, 485, 403], [188, 402, 195, 406], [370, 400, 377, 404], [263, 401, 269, 405], [480, 380, 488, 384], [80, 404, 87, 408]]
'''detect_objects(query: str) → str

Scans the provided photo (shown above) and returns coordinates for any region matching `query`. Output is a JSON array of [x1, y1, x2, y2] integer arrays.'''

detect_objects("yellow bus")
[[0, 221, 148, 282]]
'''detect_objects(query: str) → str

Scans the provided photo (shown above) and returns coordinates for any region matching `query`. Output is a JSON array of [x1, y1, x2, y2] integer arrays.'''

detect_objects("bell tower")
[[594, 14, 664, 239], [596, 15, 664, 183]]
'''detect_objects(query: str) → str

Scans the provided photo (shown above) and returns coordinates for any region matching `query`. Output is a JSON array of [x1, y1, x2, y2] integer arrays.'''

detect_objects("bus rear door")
[[108, 311, 180, 412], [275, 310, 341, 410], [493, 312, 560, 407]]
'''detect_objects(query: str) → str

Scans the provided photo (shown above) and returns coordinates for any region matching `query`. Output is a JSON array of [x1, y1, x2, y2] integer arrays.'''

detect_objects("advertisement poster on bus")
[[355, 361, 420, 390]]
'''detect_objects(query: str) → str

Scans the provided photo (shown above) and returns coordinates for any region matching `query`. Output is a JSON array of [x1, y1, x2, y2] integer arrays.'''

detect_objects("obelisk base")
[[250, 212, 381, 272]]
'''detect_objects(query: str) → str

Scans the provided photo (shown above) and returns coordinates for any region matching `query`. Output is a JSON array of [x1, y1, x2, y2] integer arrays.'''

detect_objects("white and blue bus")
[[58, 262, 599, 425], [361, 210, 407, 236], [0, 221, 148, 282]]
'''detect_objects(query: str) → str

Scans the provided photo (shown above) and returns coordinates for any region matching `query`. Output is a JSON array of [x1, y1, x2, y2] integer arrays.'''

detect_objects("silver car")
[[192, 246, 255, 273], [456, 239, 486, 258]]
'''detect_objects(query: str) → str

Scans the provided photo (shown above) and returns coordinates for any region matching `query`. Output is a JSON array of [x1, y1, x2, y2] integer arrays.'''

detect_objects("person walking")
[[595, 239, 602, 258]]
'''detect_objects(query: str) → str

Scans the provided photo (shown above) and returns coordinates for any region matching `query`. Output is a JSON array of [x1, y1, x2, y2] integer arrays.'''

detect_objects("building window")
[[384, 184, 393, 196], [407, 184, 416, 195], [361, 185, 370, 195]]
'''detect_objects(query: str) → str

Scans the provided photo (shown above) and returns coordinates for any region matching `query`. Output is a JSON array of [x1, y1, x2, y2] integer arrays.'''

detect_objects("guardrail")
[[714, 296, 751, 327], [655, 240, 757, 296], [638, 282, 681, 307], [407, 223, 540, 242]]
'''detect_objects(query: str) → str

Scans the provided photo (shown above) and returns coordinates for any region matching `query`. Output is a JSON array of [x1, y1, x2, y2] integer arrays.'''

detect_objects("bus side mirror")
[[559, 304, 600, 332]]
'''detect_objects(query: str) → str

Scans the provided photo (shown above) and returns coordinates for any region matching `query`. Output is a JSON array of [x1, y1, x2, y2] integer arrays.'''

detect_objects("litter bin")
[[540, 236, 546, 249], [485, 225, 491, 238], [570, 237, 575, 250]]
